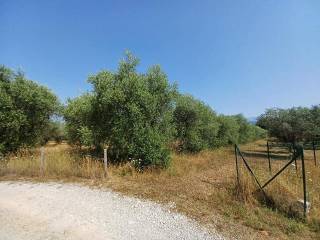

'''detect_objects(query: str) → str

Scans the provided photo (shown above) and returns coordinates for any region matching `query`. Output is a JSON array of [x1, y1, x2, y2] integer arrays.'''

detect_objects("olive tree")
[[64, 53, 267, 163], [257, 107, 317, 143], [42, 121, 66, 144], [0, 65, 59, 153], [64, 53, 177, 167], [214, 115, 240, 146], [173, 94, 220, 152], [64, 94, 94, 147]]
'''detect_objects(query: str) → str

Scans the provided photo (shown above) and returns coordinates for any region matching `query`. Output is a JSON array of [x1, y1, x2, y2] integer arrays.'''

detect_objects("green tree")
[[65, 53, 176, 167], [309, 105, 320, 139], [214, 115, 240, 146], [173, 94, 220, 152], [64, 94, 94, 147], [214, 114, 265, 147], [233, 114, 265, 143], [257, 107, 314, 143], [64, 52, 267, 163], [0, 65, 59, 153], [42, 121, 66, 144]]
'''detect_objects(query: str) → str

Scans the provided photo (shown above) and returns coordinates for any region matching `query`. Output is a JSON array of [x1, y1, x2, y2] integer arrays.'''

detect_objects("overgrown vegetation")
[[257, 106, 320, 143], [0, 65, 59, 154]]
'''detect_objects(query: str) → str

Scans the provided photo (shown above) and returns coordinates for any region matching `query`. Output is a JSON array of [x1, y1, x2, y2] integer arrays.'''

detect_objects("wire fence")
[[234, 139, 320, 217]]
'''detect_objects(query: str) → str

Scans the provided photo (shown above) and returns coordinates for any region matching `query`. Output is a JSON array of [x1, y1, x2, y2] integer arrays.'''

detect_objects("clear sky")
[[1, 0, 319, 117]]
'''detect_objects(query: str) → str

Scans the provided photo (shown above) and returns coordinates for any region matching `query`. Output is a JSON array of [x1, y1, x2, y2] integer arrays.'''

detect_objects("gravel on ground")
[[0, 181, 225, 240]]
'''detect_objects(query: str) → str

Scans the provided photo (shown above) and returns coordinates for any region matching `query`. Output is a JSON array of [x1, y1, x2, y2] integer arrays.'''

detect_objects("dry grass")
[[240, 141, 320, 220], [0, 140, 320, 239], [0, 143, 106, 180]]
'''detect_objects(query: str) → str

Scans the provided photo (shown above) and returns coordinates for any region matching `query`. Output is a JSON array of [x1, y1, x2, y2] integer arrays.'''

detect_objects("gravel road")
[[0, 181, 225, 240]]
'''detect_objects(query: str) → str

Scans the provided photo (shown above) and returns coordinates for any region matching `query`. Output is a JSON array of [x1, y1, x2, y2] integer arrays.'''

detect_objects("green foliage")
[[234, 114, 266, 143], [64, 53, 267, 164], [42, 121, 66, 143], [257, 106, 320, 143], [215, 115, 240, 146], [173, 96, 265, 152], [63, 94, 94, 147], [78, 126, 94, 147], [1, 55, 267, 163], [309, 105, 320, 138], [0, 65, 59, 153], [173, 94, 220, 152], [64, 53, 176, 167]]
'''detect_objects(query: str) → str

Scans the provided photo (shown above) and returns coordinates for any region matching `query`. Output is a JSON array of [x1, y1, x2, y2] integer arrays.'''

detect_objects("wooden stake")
[[40, 146, 45, 176], [104, 147, 108, 177]]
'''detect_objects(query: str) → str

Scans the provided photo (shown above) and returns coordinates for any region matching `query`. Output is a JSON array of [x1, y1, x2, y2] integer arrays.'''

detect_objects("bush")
[[0, 65, 59, 154]]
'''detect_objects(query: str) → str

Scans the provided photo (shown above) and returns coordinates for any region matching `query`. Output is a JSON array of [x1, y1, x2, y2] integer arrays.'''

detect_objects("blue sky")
[[1, 0, 319, 117]]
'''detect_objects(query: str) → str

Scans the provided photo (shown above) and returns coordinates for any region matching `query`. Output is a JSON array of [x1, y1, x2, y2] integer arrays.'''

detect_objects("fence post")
[[40, 146, 45, 176], [300, 147, 307, 217], [234, 144, 240, 186], [293, 144, 298, 173], [267, 141, 271, 174], [312, 140, 317, 166], [104, 147, 108, 177]]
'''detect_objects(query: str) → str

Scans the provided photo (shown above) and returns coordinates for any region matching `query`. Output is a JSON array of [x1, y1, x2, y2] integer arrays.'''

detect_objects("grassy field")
[[0, 140, 319, 239]]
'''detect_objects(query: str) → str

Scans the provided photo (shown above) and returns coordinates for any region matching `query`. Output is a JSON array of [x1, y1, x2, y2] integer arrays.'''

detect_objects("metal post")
[[312, 140, 317, 166], [235, 144, 240, 185], [40, 146, 45, 176], [293, 146, 298, 173], [301, 148, 307, 217], [267, 141, 271, 173], [104, 147, 108, 177]]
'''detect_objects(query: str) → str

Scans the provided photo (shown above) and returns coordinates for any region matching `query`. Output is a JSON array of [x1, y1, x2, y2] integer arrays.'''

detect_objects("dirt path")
[[0, 181, 225, 240]]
